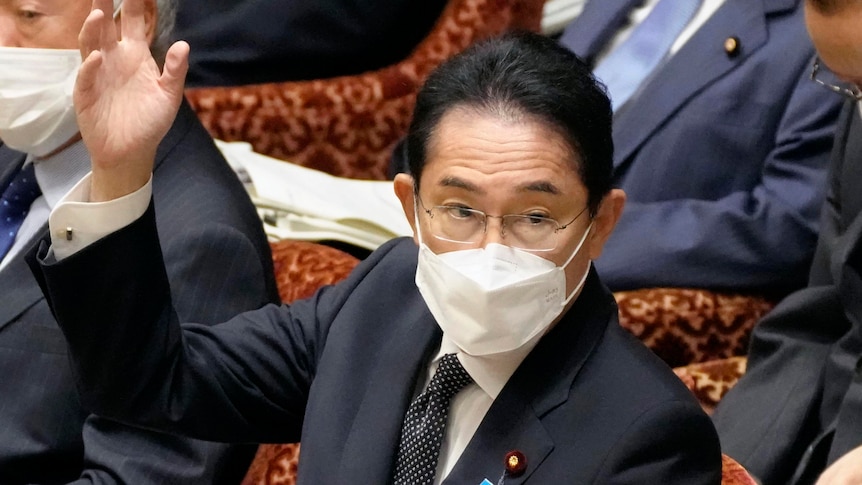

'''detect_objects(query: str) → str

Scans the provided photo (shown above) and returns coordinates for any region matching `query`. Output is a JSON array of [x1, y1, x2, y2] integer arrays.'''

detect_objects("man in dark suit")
[[31, 1, 722, 482], [0, 0, 278, 482], [173, 0, 449, 87], [559, 0, 843, 293], [713, 1, 862, 484]]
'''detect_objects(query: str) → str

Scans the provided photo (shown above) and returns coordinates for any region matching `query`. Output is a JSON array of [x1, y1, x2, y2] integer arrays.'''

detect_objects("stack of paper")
[[216, 140, 413, 251]]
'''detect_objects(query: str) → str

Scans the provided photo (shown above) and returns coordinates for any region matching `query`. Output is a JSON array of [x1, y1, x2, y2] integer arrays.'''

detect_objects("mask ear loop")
[[413, 193, 426, 245], [560, 221, 594, 307], [113, 1, 123, 19], [561, 220, 593, 268]]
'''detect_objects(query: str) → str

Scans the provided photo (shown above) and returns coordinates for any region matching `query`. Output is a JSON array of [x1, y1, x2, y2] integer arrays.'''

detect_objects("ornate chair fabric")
[[674, 356, 748, 416], [615, 288, 774, 368], [186, 0, 546, 181], [722, 454, 759, 485]]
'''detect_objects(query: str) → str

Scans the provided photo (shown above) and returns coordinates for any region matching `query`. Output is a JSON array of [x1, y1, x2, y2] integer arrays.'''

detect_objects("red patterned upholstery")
[[722, 454, 759, 485], [615, 288, 774, 368], [674, 356, 748, 415], [269, 240, 360, 303], [186, 0, 546, 181], [241, 442, 300, 485]]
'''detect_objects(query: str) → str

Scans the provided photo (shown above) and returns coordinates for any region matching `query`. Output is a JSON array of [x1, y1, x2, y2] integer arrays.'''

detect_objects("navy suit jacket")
[[34, 211, 722, 483], [0, 101, 278, 483], [562, 0, 842, 292], [714, 102, 862, 485], [174, 0, 448, 87]]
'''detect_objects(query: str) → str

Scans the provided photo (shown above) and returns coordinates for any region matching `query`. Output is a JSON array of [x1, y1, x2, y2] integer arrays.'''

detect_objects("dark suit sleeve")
[[35, 203, 396, 445], [64, 220, 272, 483], [596, 60, 842, 292], [593, 400, 722, 484], [68, 416, 253, 485]]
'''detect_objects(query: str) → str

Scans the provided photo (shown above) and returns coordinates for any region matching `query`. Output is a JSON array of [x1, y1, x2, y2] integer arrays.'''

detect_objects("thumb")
[[159, 40, 190, 102]]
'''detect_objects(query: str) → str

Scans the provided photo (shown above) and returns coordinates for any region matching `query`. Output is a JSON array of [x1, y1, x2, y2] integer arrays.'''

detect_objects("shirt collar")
[[432, 331, 544, 400], [31, 140, 91, 210]]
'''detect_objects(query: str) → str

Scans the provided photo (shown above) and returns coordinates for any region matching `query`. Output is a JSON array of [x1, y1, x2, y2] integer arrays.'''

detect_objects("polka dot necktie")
[[0, 163, 41, 260], [393, 353, 473, 485]]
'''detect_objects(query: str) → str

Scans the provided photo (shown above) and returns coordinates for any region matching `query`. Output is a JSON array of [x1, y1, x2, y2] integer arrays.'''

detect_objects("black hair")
[[405, 31, 613, 216]]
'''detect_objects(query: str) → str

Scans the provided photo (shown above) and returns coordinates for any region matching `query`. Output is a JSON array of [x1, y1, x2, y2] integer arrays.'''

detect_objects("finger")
[[93, 0, 118, 49], [78, 8, 104, 61], [120, 0, 148, 42], [74, 50, 104, 107], [159, 41, 190, 101]]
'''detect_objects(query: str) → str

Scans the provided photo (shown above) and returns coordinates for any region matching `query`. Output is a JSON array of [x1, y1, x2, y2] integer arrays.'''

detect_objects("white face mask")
[[415, 207, 593, 356], [0, 47, 82, 157]]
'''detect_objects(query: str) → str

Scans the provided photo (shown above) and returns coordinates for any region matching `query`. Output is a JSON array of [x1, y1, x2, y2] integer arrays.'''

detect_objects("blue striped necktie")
[[0, 162, 41, 259], [594, 0, 703, 111]]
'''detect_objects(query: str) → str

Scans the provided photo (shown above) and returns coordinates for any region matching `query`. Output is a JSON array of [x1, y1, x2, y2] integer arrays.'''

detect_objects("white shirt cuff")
[[49, 173, 153, 261]]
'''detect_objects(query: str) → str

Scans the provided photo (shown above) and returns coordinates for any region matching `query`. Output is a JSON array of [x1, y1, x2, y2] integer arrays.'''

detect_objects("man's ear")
[[394, 173, 419, 244], [115, 0, 158, 45], [587, 189, 626, 260]]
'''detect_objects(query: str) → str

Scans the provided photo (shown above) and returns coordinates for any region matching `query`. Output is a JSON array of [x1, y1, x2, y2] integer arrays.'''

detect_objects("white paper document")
[[216, 140, 413, 251]]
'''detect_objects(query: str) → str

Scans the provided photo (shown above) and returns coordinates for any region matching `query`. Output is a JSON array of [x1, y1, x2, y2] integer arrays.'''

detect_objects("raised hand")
[[816, 445, 862, 484], [74, 0, 189, 201]]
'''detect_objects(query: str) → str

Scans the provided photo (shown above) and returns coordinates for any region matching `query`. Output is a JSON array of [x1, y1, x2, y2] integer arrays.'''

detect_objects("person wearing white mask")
[[31, 1, 722, 482], [0, 0, 278, 482]]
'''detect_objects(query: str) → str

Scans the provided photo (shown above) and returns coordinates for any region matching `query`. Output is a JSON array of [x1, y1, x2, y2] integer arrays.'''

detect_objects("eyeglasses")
[[810, 58, 862, 101], [416, 196, 589, 252]]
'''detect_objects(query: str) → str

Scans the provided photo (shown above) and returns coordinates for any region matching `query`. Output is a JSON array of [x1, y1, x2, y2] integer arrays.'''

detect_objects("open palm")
[[74, 0, 188, 200]]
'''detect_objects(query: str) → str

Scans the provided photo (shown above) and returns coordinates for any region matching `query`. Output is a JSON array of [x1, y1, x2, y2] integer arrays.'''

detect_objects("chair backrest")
[[186, 0, 547, 181]]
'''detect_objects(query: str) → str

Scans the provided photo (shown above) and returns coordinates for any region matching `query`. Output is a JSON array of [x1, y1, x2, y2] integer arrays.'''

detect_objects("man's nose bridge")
[[478, 215, 506, 247]]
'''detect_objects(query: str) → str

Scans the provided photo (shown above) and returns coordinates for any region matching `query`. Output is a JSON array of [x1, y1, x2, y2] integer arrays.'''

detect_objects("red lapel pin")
[[504, 450, 527, 477]]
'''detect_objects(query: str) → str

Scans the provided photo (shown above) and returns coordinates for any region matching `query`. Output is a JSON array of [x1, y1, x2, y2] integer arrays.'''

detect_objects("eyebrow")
[[438, 176, 561, 195]]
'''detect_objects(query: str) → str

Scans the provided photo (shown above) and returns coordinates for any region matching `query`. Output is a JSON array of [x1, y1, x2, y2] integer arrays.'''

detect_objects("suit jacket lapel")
[[0, 145, 25, 189], [0, 147, 39, 333], [612, 0, 786, 170], [558, 0, 642, 62], [444, 271, 613, 484], [337, 301, 443, 484], [0, 224, 49, 333]]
